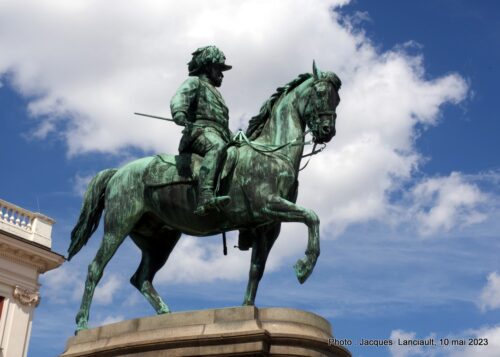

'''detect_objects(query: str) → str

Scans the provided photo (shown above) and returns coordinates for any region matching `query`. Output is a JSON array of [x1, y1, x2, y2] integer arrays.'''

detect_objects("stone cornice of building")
[[0, 231, 65, 273]]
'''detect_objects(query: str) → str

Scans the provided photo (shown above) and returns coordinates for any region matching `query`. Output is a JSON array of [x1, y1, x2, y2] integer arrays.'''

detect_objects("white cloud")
[[158, 234, 252, 283], [96, 315, 125, 326], [480, 272, 500, 312], [73, 172, 94, 197], [389, 330, 425, 357], [449, 326, 500, 357], [41, 264, 83, 304], [471, 170, 500, 185], [342, 10, 372, 27], [94, 273, 122, 304], [122, 292, 140, 307], [388, 326, 500, 357], [408, 172, 488, 236]]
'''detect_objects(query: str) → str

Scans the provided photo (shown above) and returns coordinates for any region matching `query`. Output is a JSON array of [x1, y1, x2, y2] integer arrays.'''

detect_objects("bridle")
[[232, 75, 338, 170], [302, 77, 338, 142]]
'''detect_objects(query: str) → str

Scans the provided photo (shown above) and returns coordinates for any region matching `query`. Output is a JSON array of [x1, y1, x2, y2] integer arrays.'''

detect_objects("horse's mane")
[[246, 73, 312, 139]]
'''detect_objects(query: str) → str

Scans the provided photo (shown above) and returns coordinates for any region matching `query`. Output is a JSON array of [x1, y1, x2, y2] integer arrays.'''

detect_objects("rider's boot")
[[194, 155, 231, 216], [194, 189, 230, 216]]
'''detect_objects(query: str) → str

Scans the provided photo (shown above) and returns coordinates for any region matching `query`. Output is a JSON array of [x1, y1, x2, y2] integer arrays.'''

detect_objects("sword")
[[134, 112, 202, 129], [134, 112, 175, 122]]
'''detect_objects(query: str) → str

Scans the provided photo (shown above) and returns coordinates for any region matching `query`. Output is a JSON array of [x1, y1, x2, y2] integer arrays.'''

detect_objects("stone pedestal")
[[61, 306, 351, 357]]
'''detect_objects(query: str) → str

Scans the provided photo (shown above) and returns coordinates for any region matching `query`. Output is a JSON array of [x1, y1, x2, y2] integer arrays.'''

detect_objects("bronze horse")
[[68, 62, 341, 331]]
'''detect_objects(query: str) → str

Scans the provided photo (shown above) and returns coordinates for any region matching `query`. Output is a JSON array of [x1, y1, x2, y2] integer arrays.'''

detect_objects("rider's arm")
[[170, 77, 200, 126], [172, 112, 187, 126]]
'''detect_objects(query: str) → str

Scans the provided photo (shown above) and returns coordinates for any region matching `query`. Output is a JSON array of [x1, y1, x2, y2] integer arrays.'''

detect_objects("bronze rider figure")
[[170, 45, 233, 215]]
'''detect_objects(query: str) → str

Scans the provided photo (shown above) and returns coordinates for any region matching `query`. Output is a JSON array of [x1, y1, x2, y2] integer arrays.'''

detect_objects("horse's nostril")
[[322, 125, 330, 133]]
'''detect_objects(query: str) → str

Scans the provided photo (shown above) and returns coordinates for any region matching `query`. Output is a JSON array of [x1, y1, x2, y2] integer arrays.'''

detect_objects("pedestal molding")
[[62, 306, 351, 357]]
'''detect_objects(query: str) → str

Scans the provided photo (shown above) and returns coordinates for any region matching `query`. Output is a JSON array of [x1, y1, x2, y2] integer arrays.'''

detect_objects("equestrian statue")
[[68, 45, 342, 331]]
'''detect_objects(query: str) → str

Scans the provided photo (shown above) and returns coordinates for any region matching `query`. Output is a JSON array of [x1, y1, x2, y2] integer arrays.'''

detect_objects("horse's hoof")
[[293, 258, 310, 284], [75, 324, 88, 335]]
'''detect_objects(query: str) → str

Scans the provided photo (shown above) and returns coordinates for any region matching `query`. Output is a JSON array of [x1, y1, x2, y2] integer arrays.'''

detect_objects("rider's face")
[[207, 65, 224, 87]]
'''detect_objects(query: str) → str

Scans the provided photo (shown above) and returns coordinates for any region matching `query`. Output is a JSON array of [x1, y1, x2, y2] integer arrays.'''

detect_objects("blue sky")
[[1, 1, 499, 356]]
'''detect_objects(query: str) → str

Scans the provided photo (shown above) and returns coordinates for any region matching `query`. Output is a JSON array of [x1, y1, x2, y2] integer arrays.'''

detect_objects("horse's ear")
[[312, 60, 320, 79]]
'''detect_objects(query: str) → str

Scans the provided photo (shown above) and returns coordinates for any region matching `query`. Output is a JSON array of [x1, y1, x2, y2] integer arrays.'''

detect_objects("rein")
[[299, 142, 326, 171], [232, 129, 325, 172], [233, 77, 333, 170], [232, 129, 313, 153]]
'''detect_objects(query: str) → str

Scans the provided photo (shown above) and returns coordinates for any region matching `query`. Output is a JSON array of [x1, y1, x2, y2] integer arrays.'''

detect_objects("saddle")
[[143, 147, 238, 188]]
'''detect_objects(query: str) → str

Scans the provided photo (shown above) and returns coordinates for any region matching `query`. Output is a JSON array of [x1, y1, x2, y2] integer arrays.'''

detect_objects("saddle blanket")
[[143, 153, 200, 187], [143, 148, 237, 188]]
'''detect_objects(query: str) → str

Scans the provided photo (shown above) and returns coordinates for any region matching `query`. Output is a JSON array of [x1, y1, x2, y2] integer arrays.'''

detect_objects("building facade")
[[0, 198, 64, 357]]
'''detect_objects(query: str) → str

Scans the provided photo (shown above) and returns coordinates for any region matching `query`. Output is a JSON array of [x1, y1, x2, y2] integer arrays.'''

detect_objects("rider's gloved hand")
[[173, 112, 187, 126]]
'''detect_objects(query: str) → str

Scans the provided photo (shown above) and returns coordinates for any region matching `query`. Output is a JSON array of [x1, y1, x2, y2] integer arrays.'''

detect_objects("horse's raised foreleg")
[[242, 223, 281, 306], [262, 195, 320, 284], [130, 229, 181, 314]]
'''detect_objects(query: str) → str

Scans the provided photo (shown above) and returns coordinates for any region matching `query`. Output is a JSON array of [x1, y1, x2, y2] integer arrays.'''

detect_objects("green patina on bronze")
[[68, 48, 341, 332], [172, 45, 233, 215]]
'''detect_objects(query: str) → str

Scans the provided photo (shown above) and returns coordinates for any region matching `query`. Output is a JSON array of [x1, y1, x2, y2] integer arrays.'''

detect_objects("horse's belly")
[[148, 184, 240, 236]]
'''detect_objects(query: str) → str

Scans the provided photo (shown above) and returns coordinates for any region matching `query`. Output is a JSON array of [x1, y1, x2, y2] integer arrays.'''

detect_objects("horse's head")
[[303, 61, 342, 144]]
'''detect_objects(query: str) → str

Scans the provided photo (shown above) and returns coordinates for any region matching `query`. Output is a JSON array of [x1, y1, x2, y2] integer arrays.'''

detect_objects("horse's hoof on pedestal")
[[75, 324, 88, 335]]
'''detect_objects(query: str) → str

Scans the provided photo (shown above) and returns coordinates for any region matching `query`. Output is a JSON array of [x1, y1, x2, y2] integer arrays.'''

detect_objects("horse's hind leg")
[[76, 229, 129, 331], [242, 223, 281, 306], [130, 228, 181, 314], [75, 206, 143, 331]]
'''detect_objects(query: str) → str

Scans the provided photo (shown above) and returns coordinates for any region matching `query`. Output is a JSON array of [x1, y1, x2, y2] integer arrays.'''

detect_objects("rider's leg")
[[191, 130, 230, 215]]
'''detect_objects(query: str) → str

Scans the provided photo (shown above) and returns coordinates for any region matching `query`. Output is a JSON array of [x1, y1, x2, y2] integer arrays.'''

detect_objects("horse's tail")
[[68, 169, 118, 261]]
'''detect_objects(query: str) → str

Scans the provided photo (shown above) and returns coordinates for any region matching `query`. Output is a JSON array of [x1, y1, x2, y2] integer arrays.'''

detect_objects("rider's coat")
[[170, 75, 231, 152]]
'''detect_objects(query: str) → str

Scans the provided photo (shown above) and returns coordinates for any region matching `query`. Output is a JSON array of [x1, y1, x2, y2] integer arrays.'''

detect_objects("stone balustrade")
[[0, 198, 55, 248], [0, 199, 34, 231]]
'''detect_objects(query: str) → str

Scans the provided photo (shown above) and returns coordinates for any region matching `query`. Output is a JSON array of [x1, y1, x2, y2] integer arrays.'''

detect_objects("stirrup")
[[194, 196, 231, 216]]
